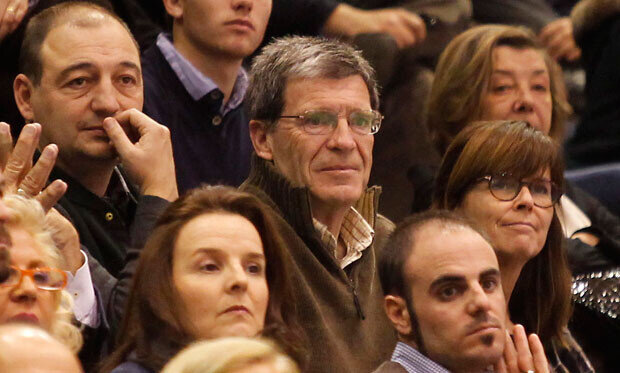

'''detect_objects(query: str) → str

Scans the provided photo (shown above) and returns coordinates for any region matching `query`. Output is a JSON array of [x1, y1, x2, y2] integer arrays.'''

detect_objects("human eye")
[[492, 84, 512, 93], [530, 181, 551, 196], [481, 278, 498, 292], [532, 83, 549, 92], [199, 262, 220, 272], [437, 285, 462, 301], [490, 175, 518, 191], [118, 75, 137, 86], [66, 77, 89, 89], [246, 261, 265, 275], [303, 110, 335, 127], [32, 270, 51, 285]]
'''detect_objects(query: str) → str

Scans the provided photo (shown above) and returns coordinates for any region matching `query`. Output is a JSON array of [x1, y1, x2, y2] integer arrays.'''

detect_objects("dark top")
[[52, 166, 138, 278], [567, 1, 620, 166], [141, 43, 252, 193]]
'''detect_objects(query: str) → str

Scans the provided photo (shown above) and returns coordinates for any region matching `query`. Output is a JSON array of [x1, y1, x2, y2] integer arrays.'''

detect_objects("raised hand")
[[495, 324, 549, 373], [0, 122, 67, 211], [102, 109, 178, 201]]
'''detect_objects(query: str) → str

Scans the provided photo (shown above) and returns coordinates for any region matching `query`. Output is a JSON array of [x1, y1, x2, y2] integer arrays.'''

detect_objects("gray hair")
[[246, 36, 379, 127]]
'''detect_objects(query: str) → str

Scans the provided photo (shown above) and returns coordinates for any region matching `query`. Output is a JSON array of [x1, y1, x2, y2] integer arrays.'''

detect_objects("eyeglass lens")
[[0, 267, 66, 290], [302, 110, 380, 135], [488, 176, 557, 207]]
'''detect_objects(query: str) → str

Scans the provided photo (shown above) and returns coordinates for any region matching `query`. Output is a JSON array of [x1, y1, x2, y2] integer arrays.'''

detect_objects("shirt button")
[[212, 115, 222, 126], [105, 212, 114, 221], [210, 90, 222, 100]]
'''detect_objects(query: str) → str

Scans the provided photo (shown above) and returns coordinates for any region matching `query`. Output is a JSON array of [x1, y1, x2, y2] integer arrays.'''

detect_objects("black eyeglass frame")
[[477, 174, 562, 208], [278, 109, 383, 135]]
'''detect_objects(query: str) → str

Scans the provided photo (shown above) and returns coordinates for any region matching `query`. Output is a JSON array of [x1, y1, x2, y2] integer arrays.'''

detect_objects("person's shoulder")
[[372, 360, 408, 373], [110, 361, 154, 373], [375, 214, 396, 238]]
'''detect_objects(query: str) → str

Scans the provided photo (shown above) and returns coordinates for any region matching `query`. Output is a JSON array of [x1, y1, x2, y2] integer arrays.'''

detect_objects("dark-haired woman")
[[434, 121, 593, 372], [102, 186, 303, 373]]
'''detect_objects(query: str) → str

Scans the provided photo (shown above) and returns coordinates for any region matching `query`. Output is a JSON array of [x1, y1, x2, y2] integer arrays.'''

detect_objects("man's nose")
[[326, 118, 356, 151], [466, 284, 492, 315], [90, 80, 121, 117]]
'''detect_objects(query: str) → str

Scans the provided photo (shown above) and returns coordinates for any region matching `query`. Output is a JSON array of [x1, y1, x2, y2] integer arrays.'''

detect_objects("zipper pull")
[[351, 281, 366, 320]]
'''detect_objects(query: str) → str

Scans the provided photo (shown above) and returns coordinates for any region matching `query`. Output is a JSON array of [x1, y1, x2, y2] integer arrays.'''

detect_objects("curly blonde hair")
[[3, 194, 83, 353]]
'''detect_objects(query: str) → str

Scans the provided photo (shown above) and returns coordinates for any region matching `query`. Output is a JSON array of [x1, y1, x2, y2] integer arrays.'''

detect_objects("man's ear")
[[249, 120, 273, 160], [384, 295, 413, 336], [162, 0, 184, 19], [13, 74, 36, 122]]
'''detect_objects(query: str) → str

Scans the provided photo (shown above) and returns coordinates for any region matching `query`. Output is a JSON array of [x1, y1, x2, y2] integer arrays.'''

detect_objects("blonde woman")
[[0, 194, 82, 353], [162, 337, 299, 373]]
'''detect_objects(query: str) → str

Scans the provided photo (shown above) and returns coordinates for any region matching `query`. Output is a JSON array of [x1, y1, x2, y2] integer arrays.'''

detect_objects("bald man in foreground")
[[0, 323, 83, 373]]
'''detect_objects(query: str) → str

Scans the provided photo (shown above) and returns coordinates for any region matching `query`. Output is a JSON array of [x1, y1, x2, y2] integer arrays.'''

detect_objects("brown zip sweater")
[[240, 156, 397, 373]]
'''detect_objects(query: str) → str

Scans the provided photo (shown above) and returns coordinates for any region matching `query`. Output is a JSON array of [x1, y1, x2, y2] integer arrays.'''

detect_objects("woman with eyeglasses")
[[433, 121, 593, 373], [421, 24, 620, 371], [0, 194, 82, 353]]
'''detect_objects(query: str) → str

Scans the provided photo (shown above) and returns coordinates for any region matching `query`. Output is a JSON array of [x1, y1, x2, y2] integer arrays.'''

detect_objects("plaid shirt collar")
[[391, 342, 451, 373], [313, 206, 374, 269]]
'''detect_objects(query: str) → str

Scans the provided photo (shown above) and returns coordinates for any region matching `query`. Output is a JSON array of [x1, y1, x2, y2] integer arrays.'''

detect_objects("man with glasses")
[[242, 35, 396, 373]]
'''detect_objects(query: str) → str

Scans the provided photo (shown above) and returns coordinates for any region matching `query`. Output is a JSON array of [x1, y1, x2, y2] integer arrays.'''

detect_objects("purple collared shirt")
[[391, 342, 452, 373], [156, 33, 248, 116]]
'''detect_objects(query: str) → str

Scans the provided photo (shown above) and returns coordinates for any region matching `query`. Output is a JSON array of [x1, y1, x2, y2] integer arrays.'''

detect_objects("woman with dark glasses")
[[0, 195, 82, 353], [433, 121, 593, 373]]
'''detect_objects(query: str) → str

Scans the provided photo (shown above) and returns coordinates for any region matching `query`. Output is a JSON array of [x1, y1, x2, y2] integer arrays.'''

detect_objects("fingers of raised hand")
[[512, 324, 536, 372], [17, 143, 57, 198], [36, 179, 67, 212], [3, 123, 40, 188], [0, 122, 13, 170], [529, 333, 549, 373], [503, 329, 519, 372]]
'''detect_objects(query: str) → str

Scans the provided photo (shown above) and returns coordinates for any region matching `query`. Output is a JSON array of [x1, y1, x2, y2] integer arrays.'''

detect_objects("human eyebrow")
[[56, 62, 96, 84], [479, 268, 500, 279], [490, 70, 515, 77], [429, 274, 466, 291], [119, 61, 142, 77], [191, 247, 223, 258], [245, 252, 266, 262]]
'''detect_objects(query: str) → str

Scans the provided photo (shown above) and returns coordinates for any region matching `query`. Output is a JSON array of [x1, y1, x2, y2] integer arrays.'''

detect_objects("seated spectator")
[[433, 121, 594, 372], [0, 323, 82, 373], [376, 210, 550, 373], [140, 0, 272, 192], [425, 24, 620, 276], [102, 186, 301, 373], [11, 1, 176, 307], [161, 337, 300, 373], [0, 194, 82, 353], [244, 35, 396, 372]]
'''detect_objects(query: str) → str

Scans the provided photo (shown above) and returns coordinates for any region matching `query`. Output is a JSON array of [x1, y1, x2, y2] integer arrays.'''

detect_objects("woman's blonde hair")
[[427, 24, 571, 154], [3, 194, 83, 353], [161, 337, 300, 373]]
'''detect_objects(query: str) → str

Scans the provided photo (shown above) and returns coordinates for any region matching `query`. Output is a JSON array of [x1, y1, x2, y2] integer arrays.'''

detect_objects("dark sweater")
[[240, 155, 397, 373], [141, 44, 252, 193]]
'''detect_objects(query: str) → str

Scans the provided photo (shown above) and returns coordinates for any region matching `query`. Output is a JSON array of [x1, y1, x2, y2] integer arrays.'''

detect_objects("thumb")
[[103, 117, 134, 157]]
